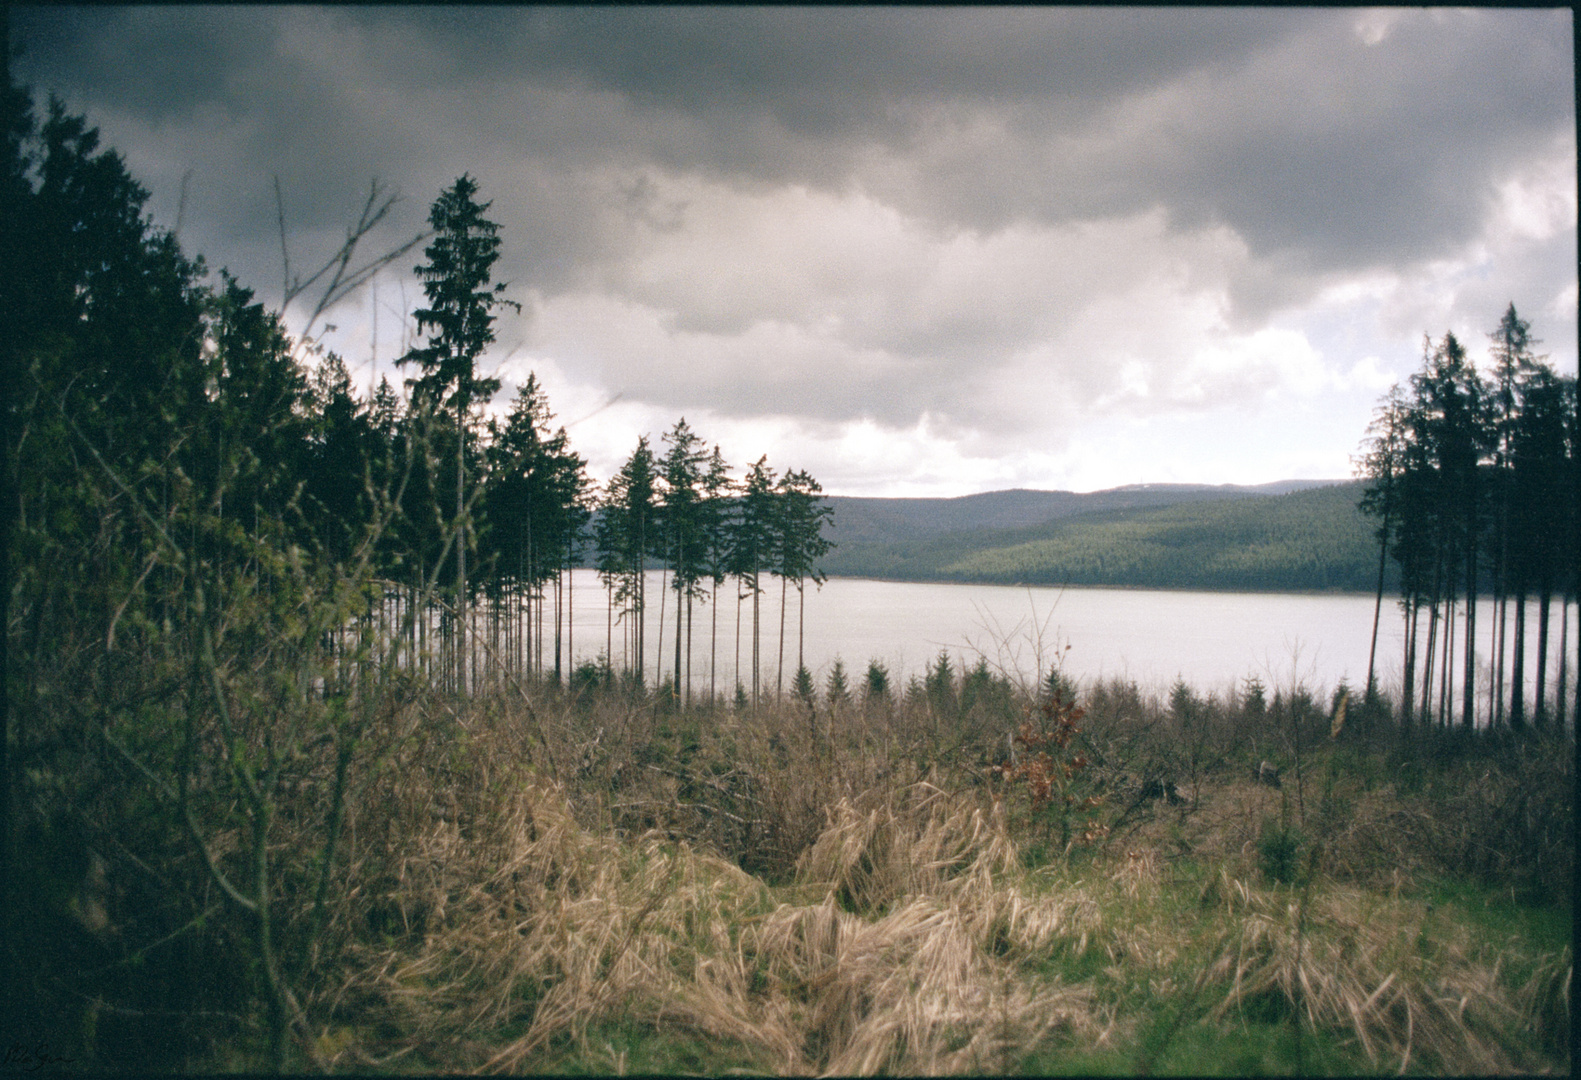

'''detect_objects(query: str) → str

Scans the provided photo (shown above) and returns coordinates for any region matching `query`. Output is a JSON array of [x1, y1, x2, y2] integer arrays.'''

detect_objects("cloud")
[[11, 6, 1574, 496]]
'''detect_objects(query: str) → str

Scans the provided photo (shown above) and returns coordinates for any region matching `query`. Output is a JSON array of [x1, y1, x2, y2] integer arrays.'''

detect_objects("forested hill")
[[821, 479, 1334, 546], [819, 481, 1391, 593]]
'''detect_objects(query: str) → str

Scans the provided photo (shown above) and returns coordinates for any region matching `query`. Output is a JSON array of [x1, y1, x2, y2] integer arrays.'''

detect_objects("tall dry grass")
[[286, 684, 1569, 1075], [27, 652, 1569, 1073], [1194, 872, 1570, 1073], [320, 736, 1111, 1074]]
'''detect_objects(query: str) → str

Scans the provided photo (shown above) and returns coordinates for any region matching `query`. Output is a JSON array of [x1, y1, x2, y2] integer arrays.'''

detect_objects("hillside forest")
[[820, 481, 1387, 592]]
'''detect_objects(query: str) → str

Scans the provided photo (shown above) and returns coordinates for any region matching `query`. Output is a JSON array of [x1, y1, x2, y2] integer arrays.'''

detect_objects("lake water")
[[542, 570, 1575, 718]]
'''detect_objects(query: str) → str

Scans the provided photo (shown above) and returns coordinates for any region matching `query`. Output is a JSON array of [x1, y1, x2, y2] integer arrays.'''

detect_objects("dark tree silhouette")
[[397, 175, 515, 693], [659, 419, 709, 704], [1359, 310, 1576, 730]]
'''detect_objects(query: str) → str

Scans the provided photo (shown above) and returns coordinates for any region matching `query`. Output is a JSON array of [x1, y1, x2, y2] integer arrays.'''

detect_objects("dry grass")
[[324, 769, 1112, 1075], [299, 694, 1569, 1076], [45, 673, 1561, 1074], [1194, 877, 1569, 1073]]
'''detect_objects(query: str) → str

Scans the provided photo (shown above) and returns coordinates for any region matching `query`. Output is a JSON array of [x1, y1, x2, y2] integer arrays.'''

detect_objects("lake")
[[542, 570, 1575, 717]]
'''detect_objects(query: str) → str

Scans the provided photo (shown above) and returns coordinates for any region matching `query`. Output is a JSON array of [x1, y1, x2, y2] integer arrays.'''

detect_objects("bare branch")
[[275, 178, 432, 347], [275, 175, 292, 305]]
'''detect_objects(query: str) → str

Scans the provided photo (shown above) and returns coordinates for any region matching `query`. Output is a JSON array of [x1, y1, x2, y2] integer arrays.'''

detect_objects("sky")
[[11, 6, 1577, 498]]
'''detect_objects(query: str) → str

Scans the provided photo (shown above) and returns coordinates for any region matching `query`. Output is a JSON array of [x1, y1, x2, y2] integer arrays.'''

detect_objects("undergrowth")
[[14, 667, 1573, 1074]]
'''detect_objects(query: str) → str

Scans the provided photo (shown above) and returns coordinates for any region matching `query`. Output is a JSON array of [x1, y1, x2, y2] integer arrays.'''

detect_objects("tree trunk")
[[777, 573, 788, 698], [1461, 538, 1477, 728], [1401, 594, 1418, 730], [1533, 581, 1552, 727], [456, 406, 467, 696], [674, 552, 684, 697], [1429, 594, 1441, 730], [798, 577, 806, 676], [637, 534, 646, 683], [1365, 513, 1388, 704], [657, 554, 668, 694], [1421, 539, 1446, 727], [1440, 596, 1454, 727], [752, 576, 761, 709], [1555, 596, 1568, 729], [1493, 542, 1508, 725], [1511, 589, 1527, 728]]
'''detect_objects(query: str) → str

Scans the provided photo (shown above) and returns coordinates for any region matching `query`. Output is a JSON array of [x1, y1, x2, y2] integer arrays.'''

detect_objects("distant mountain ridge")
[[821, 479, 1340, 548], [818, 480, 1381, 592]]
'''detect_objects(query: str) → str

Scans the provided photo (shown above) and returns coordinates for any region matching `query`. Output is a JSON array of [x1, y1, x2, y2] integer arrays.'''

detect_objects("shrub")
[[992, 691, 1107, 854], [924, 650, 957, 718], [1257, 816, 1306, 885], [825, 659, 851, 708], [792, 664, 816, 705], [864, 659, 890, 704]]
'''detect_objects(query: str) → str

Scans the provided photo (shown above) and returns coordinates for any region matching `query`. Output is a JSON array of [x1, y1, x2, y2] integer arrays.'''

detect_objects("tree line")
[[339, 175, 835, 709], [1356, 308, 1578, 731], [8, 90, 836, 721], [5, 83, 836, 1066], [593, 426, 832, 709]]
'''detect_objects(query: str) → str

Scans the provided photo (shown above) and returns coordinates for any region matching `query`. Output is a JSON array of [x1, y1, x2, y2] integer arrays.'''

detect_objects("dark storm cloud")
[[14, 7, 1567, 286], [376, 7, 1303, 123], [9, 6, 1574, 493], [1152, 11, 1571, 267]]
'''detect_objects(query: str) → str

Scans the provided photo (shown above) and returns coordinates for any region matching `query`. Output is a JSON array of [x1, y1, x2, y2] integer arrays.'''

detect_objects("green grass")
[[1417, 874, 1571, 949], [537, 1019, 776, 1075]]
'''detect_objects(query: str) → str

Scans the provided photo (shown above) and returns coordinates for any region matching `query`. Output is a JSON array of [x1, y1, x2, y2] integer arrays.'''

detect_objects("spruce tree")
[[659, 419, 709, 703], [773, 468, 833, 683], [736, 456, 778, 706], [397, 175, 515, 693], [599, 439, 658, 682], [699, 446, 735, 705]]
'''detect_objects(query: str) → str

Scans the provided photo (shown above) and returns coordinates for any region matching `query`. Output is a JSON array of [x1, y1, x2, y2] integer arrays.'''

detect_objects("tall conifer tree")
[[397, 175, 515, 692]]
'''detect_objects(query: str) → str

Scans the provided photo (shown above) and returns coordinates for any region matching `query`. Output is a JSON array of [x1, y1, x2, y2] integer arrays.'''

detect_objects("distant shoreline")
[[819, 574, 1378, 598]]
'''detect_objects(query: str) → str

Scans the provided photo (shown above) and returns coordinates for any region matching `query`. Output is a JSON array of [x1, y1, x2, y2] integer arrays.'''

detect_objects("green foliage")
[[774, 467, 834, 588], [1242, 675, 1267, 719], [11, 67, 1570, 1076], [1043, 666, 1079, 708], [924, 650, 957, 717], [1169, 679, 1200, 725], [864, 659, 891, 702], [1256, 816, 1306, 885], [993, 692, 1106, 856], [792, 664, 816, 705], [596, 437, 660, 670], [825, 658, 851, 708], [1358, 312, 1576, 730], [823, 482, 1389, 591], [398, 173, 512, 413], [960, 657, 1013, 720], [571, 656, 614, 698]]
